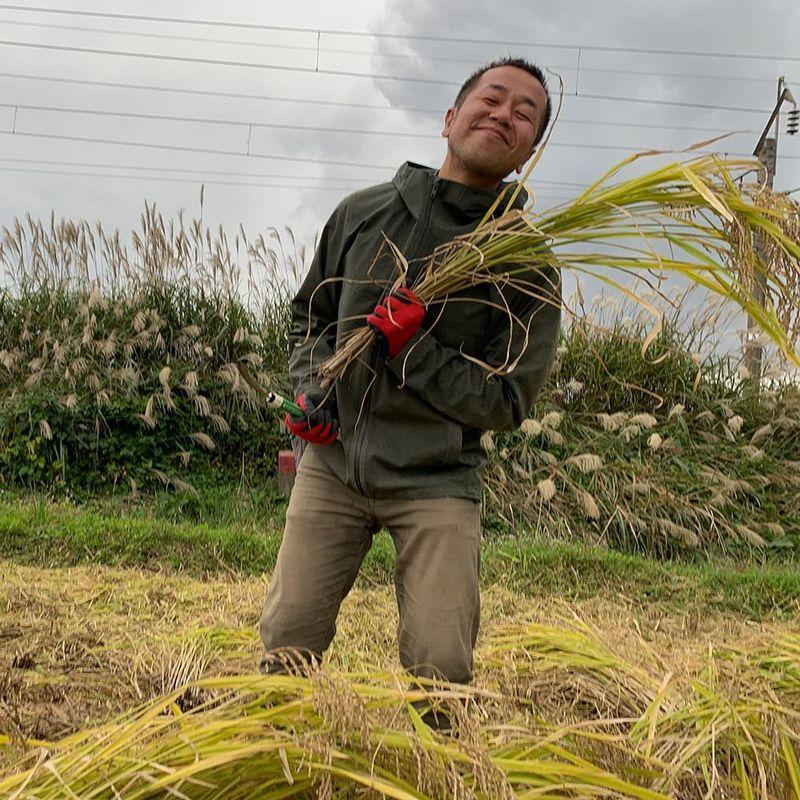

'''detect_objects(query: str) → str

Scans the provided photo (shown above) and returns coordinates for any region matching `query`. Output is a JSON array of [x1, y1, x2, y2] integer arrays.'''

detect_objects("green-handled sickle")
[[236, 363, 303, 419]]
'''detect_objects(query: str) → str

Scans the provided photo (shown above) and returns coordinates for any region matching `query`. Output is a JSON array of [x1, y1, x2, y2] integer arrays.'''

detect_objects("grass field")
[[2, 202, 800, 796], [1, 496, 800, 797]]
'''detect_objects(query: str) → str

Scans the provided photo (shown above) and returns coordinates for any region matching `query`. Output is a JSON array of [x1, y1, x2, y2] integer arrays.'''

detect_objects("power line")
[[0, 156, 589, 189], [0, 164, 368, 191], [1, 17, 793, 86], [0, 67, 767, 116], [5, 128, 788, 163], [0, 99, 759, 141], [0, 165, 578, 200], [571, 93, 767, 115], [2, 3, 799, 63], [2, 100, 435, 139], [0, 156, 383, 184], [1, 130, 397, 170], [0, 38, 464, 87], [0, 71, 442, 115]]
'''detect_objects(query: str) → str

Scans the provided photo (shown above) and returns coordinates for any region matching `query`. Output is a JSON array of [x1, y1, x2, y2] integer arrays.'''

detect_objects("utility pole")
[[744, 77, 797, 380]]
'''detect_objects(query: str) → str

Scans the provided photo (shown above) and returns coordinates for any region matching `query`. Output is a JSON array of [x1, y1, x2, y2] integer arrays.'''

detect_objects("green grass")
[[1, 493, 798, 620]]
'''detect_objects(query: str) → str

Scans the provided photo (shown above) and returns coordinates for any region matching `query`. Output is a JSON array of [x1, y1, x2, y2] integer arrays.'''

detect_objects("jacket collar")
[[392, 161, 528, 221]]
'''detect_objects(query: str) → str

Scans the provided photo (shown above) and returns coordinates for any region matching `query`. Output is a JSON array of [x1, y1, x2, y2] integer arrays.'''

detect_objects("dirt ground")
[[2, 559, 797, 749]]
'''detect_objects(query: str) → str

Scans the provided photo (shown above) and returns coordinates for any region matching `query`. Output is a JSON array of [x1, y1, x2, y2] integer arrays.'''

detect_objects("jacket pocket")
[[369, 381, 464, 471]]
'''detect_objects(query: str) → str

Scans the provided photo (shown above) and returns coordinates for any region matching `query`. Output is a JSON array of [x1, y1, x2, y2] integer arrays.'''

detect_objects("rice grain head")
[[520, 418, 542, 437], [564, 453, 603, 473], [480, 431, 496, 452], [577, 489, 601, 520], [741, 444, 764, 461], [647, 433, 663, 451], [629, 413, 658, 429], [540, 411, 563, 430], [537, 478, 557, 502], [668, 404, 685, 418], [727, 414, 744, 435]]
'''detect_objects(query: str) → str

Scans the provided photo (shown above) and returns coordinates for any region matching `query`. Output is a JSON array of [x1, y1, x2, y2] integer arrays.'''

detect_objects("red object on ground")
[[278, 450, 296, 494]]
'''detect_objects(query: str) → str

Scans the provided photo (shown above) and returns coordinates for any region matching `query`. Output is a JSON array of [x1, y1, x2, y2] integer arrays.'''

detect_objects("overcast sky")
[[1, 0, 799, 278]]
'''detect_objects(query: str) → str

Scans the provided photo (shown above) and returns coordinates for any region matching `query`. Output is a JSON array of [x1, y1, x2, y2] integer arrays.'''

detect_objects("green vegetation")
[[2, 202, 799, 557], [0, 207, 295, 492], [2, 494, 798, 618]]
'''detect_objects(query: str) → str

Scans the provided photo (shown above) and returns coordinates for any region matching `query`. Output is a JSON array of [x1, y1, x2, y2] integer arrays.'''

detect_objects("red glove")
[[367, 288, 425, 358], [284, 393, 339, 446]]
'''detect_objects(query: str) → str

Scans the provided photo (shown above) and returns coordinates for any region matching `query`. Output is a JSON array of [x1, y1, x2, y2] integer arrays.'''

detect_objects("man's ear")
[[442, 107, 456, 138]]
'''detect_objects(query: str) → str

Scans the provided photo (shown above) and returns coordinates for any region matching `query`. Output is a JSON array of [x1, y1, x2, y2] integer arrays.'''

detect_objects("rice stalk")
[[318, 155, 800, 387]]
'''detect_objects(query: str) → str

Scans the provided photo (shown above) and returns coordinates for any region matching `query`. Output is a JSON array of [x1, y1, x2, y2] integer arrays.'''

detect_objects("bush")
[[0, 206, 299, 493]]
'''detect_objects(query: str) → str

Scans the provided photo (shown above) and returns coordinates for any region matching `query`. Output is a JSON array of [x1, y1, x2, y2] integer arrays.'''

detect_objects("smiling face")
[[441, 65, 548, 188]]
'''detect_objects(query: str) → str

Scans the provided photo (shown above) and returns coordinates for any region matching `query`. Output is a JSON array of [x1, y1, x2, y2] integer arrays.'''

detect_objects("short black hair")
[[454, 57, 552, 147]]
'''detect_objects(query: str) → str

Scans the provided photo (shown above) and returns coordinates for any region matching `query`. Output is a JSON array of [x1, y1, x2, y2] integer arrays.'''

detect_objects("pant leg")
[[377, 496, 481, 684], [259, 445, 376, 672]]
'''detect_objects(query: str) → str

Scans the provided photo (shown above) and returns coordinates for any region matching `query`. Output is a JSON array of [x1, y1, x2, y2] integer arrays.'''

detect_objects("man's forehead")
[[474, 68, 544, 105]]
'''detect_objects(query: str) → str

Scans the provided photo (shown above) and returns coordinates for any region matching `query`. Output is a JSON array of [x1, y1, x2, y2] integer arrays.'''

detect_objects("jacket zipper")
[[351, 175, 441, 494]]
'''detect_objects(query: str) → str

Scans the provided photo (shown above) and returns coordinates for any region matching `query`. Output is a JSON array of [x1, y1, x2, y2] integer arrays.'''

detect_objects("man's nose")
[[489, 105, 512, 126]]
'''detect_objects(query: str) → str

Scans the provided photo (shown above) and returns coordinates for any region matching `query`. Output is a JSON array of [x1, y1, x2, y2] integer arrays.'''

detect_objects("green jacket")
[[289, 161, 561, 501]]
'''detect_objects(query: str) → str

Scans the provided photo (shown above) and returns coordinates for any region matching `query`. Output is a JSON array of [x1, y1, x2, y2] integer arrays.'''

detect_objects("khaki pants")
[[259, 445, 481, 683]]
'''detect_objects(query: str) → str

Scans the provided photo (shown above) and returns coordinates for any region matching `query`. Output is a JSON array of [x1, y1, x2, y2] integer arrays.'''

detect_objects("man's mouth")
[[476, 126, 509, 145]]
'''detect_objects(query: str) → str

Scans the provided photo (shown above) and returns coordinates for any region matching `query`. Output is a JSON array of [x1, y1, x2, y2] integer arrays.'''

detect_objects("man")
[[259, 57, 561, 724]]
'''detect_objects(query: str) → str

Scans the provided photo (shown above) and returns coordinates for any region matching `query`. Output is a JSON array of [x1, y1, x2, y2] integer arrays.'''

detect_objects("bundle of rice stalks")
[[629, 634, 800, 799], [485, 622, 662, 721], [4, 625, 800, 799], [0, 670, 668, 800], [318, 152, 800, 387]]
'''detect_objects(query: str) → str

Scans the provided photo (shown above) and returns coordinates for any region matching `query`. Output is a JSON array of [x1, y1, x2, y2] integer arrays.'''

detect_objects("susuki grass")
[[479, 286, 800, 556], [0, 203, 300, 491], [1, 186, 798, 557]]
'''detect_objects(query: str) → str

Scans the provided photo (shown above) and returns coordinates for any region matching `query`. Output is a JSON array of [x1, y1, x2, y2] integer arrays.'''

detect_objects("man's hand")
[[284, 392, 339, 445], [367, 287, 425, 358]]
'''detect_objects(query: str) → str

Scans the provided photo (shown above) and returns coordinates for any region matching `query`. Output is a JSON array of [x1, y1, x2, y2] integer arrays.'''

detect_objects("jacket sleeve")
[[385, 264, 561, 431], [288, 203, 350, 398]]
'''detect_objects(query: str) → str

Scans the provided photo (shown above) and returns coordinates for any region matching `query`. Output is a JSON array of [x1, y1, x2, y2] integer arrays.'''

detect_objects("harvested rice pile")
[[2, 560, 799, 798]]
